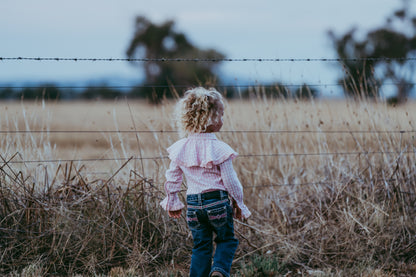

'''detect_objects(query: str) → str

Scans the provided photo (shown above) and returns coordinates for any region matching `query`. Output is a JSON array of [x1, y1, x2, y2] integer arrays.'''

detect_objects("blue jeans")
[[186, 191, 239, 277]]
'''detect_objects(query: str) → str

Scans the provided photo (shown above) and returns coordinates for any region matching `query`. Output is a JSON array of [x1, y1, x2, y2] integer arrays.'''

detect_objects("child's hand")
[[232, 198, 242, 220], [168, 210, 182, 219]]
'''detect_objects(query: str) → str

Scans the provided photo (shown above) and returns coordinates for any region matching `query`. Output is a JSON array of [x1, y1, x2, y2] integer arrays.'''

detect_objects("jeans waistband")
[[187, 190, 228, 203], [187, 198, 229, 210]]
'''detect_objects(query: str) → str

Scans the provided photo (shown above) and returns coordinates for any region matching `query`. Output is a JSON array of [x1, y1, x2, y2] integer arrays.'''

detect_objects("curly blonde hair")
[[175, 87, 224, 136]]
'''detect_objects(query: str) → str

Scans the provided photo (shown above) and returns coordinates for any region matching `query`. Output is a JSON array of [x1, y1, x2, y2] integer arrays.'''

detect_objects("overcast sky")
[[0, 0, 406, 96]]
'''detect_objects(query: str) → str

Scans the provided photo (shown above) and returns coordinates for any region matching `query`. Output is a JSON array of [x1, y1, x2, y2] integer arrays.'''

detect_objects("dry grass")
[[0, 97, 415, 276]]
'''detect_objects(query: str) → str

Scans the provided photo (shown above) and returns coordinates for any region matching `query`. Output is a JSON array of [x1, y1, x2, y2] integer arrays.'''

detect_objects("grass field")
[[0, 97, 415, 276]]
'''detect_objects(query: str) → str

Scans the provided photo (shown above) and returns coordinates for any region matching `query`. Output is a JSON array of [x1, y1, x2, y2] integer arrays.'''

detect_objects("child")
[[160, 87, 251, 277]]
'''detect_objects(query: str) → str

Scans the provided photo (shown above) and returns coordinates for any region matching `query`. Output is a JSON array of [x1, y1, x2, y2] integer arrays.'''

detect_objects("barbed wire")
[[0, 129, 414, 134], [244, 177, 416, 188], [1, 150, 414, 165], [0, 84, 345, 89], [1, 56, 415, 63], [1, 82, 414, 90]]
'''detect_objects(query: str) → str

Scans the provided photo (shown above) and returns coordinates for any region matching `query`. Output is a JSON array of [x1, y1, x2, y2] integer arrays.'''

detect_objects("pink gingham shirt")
[[160, 133, 251, 219]]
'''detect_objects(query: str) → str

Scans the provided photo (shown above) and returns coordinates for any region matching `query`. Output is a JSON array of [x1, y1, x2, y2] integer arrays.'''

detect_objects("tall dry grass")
[[0, 96, 415, 276]]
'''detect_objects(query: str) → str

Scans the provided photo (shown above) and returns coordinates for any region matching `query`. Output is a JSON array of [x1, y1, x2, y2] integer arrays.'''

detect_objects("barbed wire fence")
[[0, 55, 415, 189], [0, 150, 414, 165], [1, 46, 416, 277], [2, 56, 416, 62], [0, 128, 414, 188], [1, 56, 416, 88], [1, 55, 415, 269], [0, 82, 415, 91], [1, 55, 416, 102]]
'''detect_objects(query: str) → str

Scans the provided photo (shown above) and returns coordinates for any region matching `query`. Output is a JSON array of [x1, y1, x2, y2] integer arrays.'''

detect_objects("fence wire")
[[1, 56, 415, 62], [0, 129, 414, 163], [1, 81, 414, 90], [0, 129, 414, 134], [0, 150, 414, 165]]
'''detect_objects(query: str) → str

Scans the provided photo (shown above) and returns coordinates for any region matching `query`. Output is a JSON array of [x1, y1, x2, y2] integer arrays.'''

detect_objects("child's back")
[[160, 87, 250, 277]]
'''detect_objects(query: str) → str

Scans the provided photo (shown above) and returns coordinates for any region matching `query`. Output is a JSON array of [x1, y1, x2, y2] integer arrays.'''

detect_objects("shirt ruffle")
[[167, 134, 238, 168], [160, 194, 185, 211]]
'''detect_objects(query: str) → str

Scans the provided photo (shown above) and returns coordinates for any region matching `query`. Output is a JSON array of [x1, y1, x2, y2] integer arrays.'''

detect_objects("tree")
[[79, 87, 123, 100], [126, 16, 225, 103], [328, 0, 416, 102], [19, 85, 60, 100]]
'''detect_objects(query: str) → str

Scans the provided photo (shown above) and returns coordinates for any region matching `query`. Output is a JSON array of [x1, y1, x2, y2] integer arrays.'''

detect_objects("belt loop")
[[220, 190, 226, 200], [198, 193, 202, 205]]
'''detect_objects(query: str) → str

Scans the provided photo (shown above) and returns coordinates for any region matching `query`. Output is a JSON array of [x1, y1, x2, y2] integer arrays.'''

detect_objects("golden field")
[[0, 98, 415, 276]]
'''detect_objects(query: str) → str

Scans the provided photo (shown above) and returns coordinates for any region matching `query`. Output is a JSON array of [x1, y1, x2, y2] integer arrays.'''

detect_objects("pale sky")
[[0, 0, 406, 96]]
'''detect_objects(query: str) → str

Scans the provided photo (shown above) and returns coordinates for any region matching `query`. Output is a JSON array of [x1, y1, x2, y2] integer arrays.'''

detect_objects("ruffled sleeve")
[[160, 161, 185, 211], [167, 134, 238, 168]]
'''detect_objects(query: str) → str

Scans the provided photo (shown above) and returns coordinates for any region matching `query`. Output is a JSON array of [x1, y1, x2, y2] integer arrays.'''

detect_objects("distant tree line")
[[4, 0, 413, 103], [0, 85, 126, 101], [0, 83, 318, 101]]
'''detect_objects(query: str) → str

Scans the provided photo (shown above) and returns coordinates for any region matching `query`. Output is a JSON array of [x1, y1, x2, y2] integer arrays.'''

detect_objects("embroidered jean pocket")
[[207, 205, 228, 228], [186, 209, 201, 230]]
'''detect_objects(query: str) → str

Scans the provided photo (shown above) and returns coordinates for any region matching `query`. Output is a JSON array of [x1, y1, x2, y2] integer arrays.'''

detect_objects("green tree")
[[126, 16, 225, 103], [328, 0, 416, 102]]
